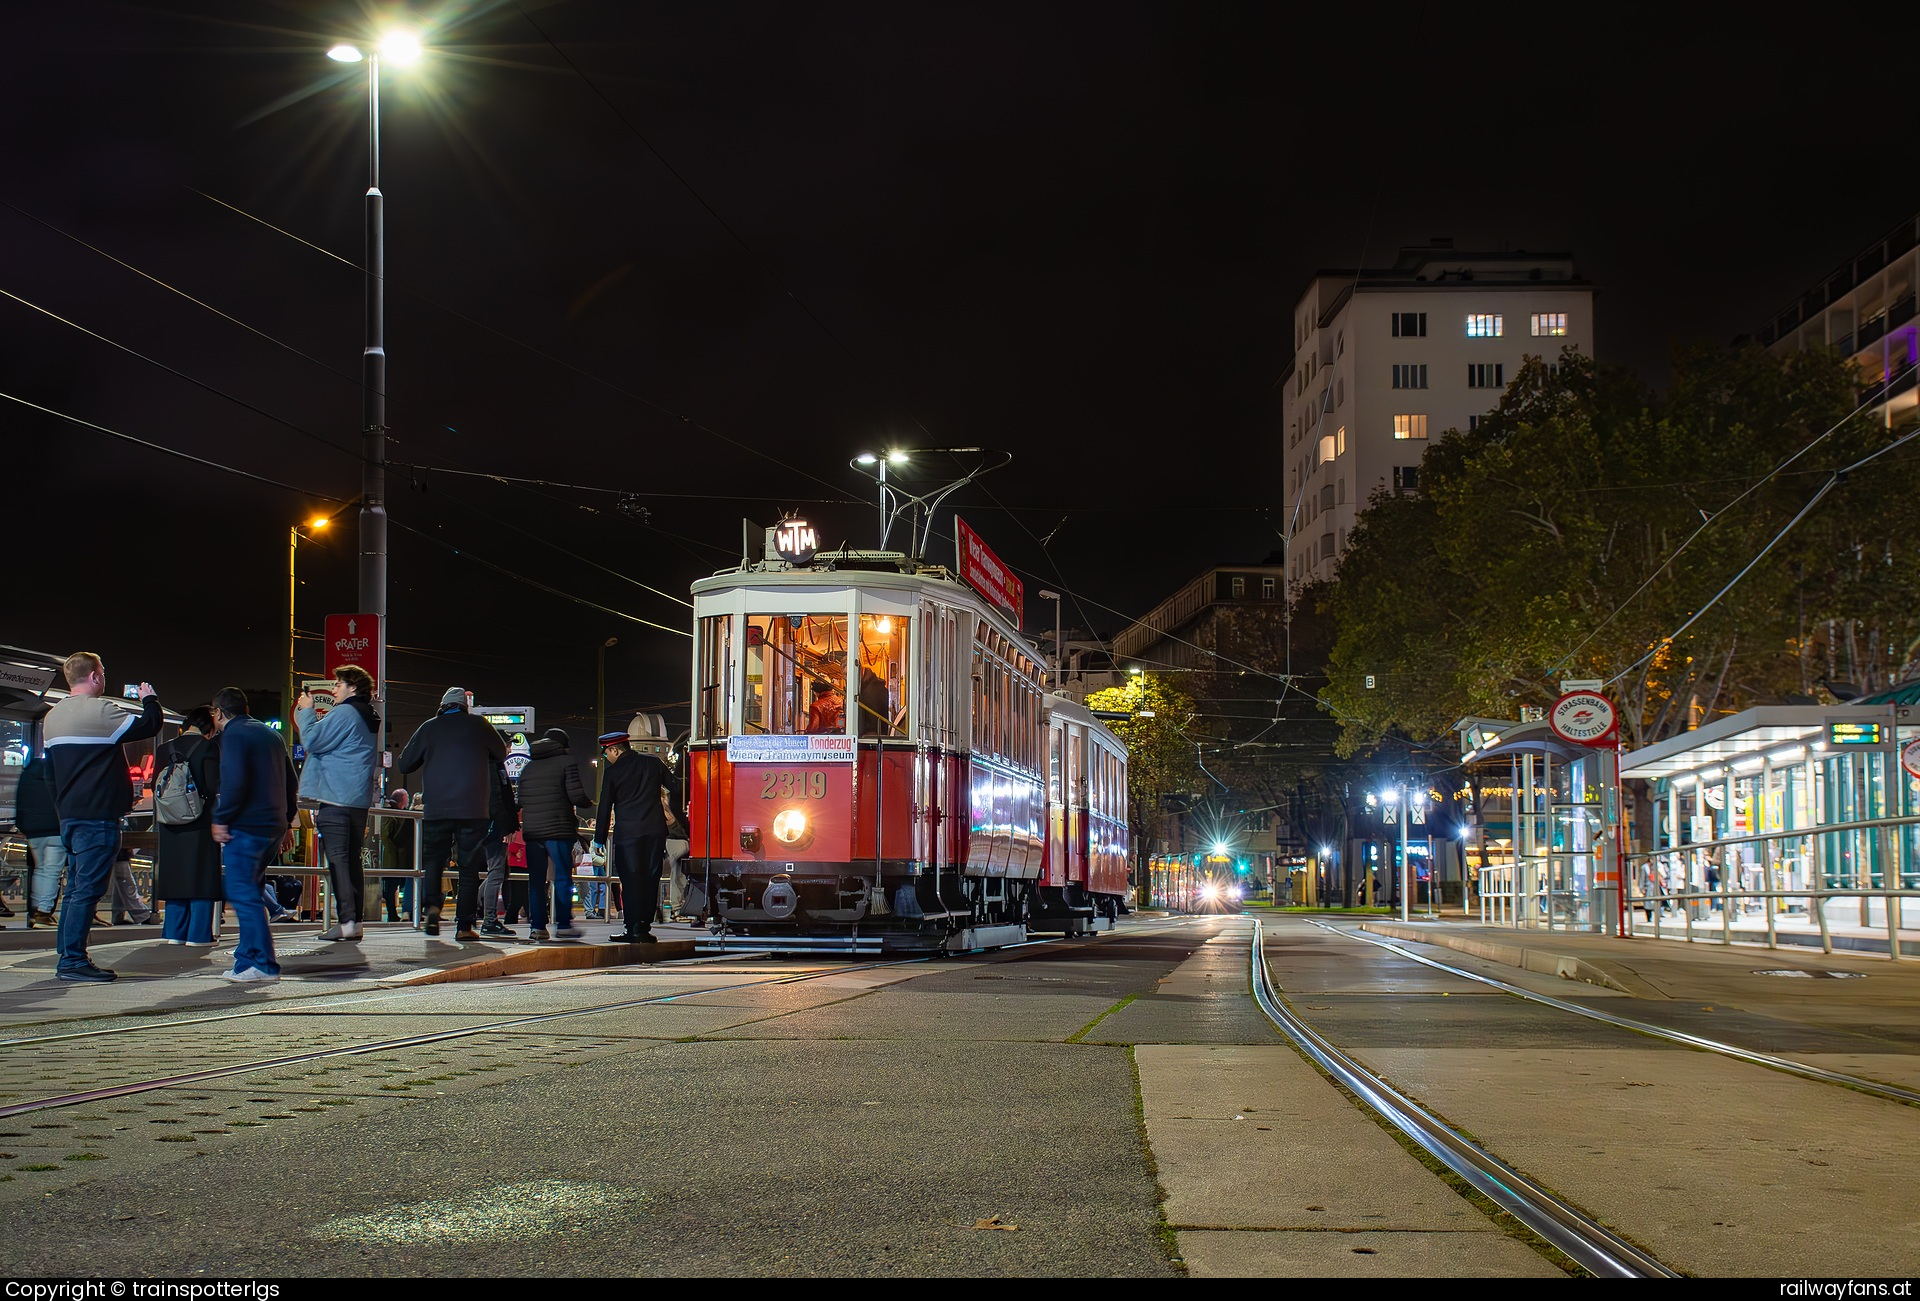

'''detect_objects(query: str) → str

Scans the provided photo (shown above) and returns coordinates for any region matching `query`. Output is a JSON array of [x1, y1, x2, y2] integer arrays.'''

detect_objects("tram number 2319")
[[760, 770, 828, 800]]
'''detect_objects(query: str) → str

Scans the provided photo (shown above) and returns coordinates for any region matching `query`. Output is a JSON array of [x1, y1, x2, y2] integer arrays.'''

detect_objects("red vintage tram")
[[685, 546, 1130, 952]]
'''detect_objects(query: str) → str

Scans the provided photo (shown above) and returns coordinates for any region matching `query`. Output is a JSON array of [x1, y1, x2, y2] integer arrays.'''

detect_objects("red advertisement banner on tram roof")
[[956, 517, 1022, 625]]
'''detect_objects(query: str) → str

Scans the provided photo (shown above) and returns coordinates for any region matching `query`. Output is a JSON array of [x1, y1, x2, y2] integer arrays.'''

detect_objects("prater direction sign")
[[1549, 690, 1618, 746]]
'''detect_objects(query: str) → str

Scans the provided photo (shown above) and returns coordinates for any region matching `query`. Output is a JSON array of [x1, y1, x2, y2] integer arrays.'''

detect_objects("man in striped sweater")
[[42, 651, 164, 983]]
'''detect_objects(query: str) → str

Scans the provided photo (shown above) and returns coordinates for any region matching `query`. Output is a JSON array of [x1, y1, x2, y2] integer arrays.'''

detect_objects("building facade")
[[1754, 211, 1920, 430], [1278, 242, 1594, 586], [1110, 561, 1289, 671]]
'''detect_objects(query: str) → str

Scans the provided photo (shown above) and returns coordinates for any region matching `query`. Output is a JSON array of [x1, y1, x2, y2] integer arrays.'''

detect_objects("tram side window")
[[695, 615, 733, 739], [856, 613, 909, 737], [744, 614, 848, 734], [972, 641, 985, 751]]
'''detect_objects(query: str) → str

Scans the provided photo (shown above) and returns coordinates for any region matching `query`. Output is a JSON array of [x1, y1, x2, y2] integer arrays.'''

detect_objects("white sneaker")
[[219, 967, 280, 985], [165, 938, 185, 946]]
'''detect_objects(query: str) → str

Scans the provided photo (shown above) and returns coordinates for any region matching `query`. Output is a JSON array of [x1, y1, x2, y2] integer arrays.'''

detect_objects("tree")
[[1320, 343, 1892, 758], [1086, 675, 1203, 873]]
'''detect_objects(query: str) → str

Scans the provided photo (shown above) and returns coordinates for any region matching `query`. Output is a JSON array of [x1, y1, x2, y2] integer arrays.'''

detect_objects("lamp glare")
[[327, 44, 364, 62], [379, 31, 423, 65]]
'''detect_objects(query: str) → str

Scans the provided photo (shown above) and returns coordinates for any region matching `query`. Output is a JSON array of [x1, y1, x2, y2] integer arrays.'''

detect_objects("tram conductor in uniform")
[[593, 731, 680, 943]]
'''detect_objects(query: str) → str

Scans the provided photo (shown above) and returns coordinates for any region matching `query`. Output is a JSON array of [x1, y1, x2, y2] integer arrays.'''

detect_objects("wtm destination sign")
[[726, 735, 856, 764]]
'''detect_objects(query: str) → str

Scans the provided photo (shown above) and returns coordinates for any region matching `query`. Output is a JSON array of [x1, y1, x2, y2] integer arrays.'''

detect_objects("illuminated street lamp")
[[324, 27, 426, 760], [850, 449, 911, 550], [289, 513, 337, 737]]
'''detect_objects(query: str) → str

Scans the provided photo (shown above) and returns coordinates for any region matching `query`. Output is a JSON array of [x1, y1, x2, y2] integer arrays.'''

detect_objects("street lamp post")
[[595, 636, 618, 793], [289, 515, 331, 735], [1399, 781, 1412, 923], [851, 450, 910, 550], [328, 31, 422, 763], [1038, 589, 1062, 690]]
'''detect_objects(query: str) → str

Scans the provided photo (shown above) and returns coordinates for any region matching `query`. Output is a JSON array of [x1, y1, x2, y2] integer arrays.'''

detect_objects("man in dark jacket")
[[396, 687, 507, 940], [209, 687, 299, 985], [593, 731, 679, 943], [516, 728, 593, 940], [15, 752, 63, 927], [475, 754, 520, 938], [43, 651, 165, 982]]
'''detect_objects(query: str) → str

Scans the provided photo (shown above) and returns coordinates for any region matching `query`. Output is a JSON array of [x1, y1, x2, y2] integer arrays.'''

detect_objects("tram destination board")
[[1826, 719, 1884, 746]]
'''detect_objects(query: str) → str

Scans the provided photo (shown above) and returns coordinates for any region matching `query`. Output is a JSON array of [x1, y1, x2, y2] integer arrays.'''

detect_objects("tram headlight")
[[772, 808, 809, 844], [1200, 882, 1221, 902]]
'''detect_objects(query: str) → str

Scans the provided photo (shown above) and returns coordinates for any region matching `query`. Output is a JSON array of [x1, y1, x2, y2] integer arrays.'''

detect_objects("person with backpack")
[[516, 728, 594, 941], [14, 749, 64, 927], [295, 665, 381, 942], [153, 706, 222, 945], [209, 687, 300, 984]]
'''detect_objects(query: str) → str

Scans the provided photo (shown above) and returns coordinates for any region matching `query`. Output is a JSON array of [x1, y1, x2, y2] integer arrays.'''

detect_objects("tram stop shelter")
[[1454, 716, 1622, 935], [1618, 699, 1920, 954]]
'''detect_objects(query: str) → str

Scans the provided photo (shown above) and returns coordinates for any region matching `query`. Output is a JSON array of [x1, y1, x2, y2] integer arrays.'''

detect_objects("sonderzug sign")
[[955, 516, 1023, 622], [1549, 690, 1618, 746]]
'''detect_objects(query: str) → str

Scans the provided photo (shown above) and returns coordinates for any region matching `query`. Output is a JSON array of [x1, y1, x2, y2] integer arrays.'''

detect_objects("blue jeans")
[[161, 899, 217, 944], [221, 829, 282, 977], [55, 820, 120, 973], [28, 835, 65, 913], [524, 838, 576, 929]]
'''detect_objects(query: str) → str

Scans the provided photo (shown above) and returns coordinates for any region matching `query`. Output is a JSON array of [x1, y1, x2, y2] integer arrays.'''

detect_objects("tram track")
[[1308, 918, 1920, 1108], [1248, 918, 1678, 1278], [0, 924, 1161, 1120]]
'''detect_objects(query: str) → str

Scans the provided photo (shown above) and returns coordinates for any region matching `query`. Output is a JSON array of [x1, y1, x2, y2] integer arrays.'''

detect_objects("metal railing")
[[1624, 812, 1920, 960]]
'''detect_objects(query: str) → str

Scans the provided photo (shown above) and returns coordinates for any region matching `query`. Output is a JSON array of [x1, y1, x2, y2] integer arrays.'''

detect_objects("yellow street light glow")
[[772, 809, 808, 843], [327, 44, 364, 62], [379, 30, 424, 65], [309, 516, 331, 530]]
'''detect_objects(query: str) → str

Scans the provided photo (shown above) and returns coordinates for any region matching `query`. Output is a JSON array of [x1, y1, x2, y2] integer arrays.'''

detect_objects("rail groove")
[[1250, 919, 1678, 1279], [1314, 920, 1920, 1108]]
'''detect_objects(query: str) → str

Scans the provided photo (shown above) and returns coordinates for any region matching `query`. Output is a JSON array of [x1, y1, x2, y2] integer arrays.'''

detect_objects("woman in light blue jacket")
[[294, 665, 381, 941]]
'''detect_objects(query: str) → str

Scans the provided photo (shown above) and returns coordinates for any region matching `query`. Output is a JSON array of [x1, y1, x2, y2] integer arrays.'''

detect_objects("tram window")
[[695, 615, 733, 739], [856, 613, 909, 737], [743, 614, 848, 734], [1049, 728, 1062, 803]]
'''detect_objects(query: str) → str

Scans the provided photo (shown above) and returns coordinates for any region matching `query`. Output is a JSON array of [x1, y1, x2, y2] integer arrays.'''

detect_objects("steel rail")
[[0, 957, 929, 1120], [1249, 919, 1677, 1279], [0, 921, 1155, 1118], [1311, 919, 1920, 1109]]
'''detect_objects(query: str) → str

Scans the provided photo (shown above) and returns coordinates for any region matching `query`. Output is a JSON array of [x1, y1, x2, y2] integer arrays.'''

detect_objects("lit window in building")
[[1532, 312, 1567, 336], [1318, 434, 1336, 464], [1392, 364, 1428, 389], [1335, 425, 1346, 456], [1467, 363, 1505, 388], [1465, 313, 1503, 338], [1392, 414, 1428, 440]]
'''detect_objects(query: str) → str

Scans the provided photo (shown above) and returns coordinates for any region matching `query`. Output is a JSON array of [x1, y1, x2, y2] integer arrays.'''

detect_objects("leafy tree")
[[1087, 675, 1203, 872]]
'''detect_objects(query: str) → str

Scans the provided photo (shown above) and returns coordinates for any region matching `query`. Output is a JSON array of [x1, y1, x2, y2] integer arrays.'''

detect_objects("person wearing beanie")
[[395, 687, 506, 940]]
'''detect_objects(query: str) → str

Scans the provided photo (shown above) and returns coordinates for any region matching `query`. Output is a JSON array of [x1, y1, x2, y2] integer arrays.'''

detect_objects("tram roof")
[[693, 552, 1040, 645]]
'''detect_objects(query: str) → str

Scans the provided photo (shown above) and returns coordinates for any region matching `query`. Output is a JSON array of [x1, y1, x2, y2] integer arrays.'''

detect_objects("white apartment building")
[[1756, 212, 1918, 429], [1279, 241, 1594, 586]]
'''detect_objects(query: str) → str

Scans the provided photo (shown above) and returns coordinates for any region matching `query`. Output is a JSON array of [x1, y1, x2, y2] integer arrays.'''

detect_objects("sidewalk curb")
[[1359, 920, 1649, 996], [378, 939, 700, 986]]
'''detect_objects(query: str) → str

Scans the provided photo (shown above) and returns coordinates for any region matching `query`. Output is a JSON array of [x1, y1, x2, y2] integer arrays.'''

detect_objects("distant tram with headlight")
[[685, 542, 1130, 952]]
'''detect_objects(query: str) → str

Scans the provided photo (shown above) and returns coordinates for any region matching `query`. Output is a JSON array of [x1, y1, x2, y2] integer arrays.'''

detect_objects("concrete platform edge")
[[1358, 920, 1640, 995]]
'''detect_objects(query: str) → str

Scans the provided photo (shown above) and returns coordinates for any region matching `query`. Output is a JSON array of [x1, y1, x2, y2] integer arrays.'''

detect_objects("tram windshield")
[[744, 614, 848, 734], [856, 613, 909, 737]]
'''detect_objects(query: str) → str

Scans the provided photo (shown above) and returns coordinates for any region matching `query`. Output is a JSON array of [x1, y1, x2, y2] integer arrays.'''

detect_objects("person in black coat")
[[15, 752, 64, 926], [154, 707, 223, 945], [593, 731, 679, 943], [515, 729, 594, 939]]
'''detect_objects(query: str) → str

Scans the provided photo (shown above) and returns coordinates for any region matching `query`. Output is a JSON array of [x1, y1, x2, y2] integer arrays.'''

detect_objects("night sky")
[[5, 1, 1913, 738]]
